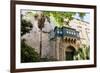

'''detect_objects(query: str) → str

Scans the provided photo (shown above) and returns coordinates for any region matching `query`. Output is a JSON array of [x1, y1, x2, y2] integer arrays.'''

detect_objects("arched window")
[[73, 39, 76, 44], [67, 38, 70, 43]]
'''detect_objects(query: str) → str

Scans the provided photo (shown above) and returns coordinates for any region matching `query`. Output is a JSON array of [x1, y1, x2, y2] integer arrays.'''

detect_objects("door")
[[65, 46, 75, 60], [65, 51, 74, 60]]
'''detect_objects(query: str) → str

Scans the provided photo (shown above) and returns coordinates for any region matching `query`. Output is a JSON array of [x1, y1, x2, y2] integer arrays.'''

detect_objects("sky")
[[74, 13, 90, 23]]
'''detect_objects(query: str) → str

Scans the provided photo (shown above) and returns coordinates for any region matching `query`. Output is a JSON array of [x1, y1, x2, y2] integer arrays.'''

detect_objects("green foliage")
[[74, 45, 90, 60], [21, 40, 40, 63], [78, 12, 86, 20], [43, 11, 76, 27], [43, 11, 86, 27], [21, 19, 33, 36]]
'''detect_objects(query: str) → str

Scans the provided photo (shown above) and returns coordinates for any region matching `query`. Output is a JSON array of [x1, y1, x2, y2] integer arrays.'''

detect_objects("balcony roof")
[[54, 26, 79, 38]]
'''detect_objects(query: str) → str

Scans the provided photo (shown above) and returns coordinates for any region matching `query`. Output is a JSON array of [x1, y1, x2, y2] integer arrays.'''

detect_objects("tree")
[[43, 11, 76, 27], [78, 12, 86, 20], [21, 19, 33, 36], [21, 39, 40, 62], [43, 11, 86, 27], [21, 15, 40, 62]]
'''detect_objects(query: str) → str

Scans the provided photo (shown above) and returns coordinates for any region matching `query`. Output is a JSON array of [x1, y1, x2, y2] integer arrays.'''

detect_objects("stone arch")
[[67, 38, 71, 43], [65, 45, 76, 60], [65, 37, 67, 43], [71, 39, 74, 44], [73, 39, 76, 44]]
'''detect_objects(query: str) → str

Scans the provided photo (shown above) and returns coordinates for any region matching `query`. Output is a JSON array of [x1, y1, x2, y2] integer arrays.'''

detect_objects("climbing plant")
[[74, 45, 90, 60]]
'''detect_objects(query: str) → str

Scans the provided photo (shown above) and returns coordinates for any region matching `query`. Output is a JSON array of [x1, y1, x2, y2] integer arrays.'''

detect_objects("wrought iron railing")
[[54, 26, 79, 38]]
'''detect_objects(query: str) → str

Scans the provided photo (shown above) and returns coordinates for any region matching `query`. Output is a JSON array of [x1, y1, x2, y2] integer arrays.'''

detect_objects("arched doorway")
[[65, 46, 76, 60]]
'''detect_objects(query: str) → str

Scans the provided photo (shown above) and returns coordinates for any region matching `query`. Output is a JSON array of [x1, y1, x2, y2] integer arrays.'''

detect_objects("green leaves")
[[21, 19, 33, 36], [43, 11, 86, 27], [78, 12, 86, 20], [43, 11, 76, 27], [74, 46, 90, 60], [21, 39, 40, 63]]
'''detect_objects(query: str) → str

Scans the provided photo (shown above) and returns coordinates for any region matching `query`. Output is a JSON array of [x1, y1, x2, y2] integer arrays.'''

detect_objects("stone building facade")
[[22, 14, 90, 61]]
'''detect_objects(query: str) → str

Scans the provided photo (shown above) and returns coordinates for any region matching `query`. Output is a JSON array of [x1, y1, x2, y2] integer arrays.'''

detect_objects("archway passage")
[[65, 46, 76, 60]]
